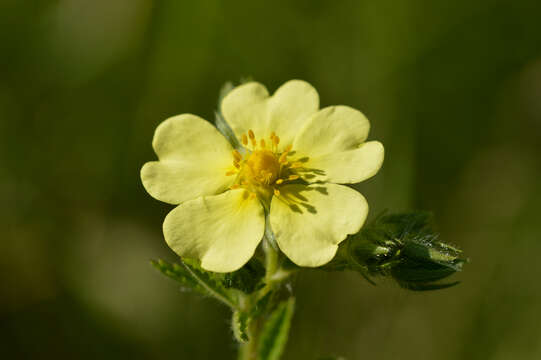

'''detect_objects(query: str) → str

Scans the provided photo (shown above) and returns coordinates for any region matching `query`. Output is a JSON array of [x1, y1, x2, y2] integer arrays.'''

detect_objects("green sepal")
[[214, 81, 240, 148], [257, 297, 295, 360]]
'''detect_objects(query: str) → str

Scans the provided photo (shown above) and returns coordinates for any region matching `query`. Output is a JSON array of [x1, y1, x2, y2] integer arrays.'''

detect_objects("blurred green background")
[[2, 0, 541, 359]]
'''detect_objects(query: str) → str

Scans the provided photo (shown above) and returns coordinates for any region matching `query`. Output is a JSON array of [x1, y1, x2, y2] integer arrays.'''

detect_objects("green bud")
[[323, 211, 466, 291]]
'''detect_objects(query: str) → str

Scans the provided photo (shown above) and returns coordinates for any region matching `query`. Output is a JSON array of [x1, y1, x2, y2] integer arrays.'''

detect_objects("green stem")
[[237, 320, 258, 360], [237, 235, 281, 360]]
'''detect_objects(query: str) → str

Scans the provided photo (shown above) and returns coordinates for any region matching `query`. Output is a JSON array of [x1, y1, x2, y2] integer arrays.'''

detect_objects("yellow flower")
[[141, 80, 384, 272]]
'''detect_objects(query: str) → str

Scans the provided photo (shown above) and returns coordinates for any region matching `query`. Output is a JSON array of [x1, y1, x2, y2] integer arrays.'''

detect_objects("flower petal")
[[163, 189, 265, 273], [270, 183, 368, 267], [297, 141, 384, 184], [292, 106, 383, 183], [141, 114, 234, 204], [221, 80, 319, 150]]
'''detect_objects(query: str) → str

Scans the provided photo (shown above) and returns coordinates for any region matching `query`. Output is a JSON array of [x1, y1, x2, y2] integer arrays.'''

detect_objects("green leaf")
[[151, 259, 203, 294], [257, 298, 295, 360], [232, 310, 250, 343], [151, 258, 239, 309], [222, 257, 265, 294]]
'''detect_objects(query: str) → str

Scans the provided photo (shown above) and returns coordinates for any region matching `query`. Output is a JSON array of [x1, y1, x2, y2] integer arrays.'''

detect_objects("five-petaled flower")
[[141, 80, 384, 272]]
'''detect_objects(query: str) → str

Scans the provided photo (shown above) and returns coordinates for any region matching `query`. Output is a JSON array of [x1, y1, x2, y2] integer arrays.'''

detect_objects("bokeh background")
[[2, 0, 541, 359]]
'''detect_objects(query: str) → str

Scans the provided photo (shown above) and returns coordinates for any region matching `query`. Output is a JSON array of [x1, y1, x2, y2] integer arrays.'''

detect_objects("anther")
[[276, 179, 284, 185], [242, 134, 248, 146], [233, 161, 240, 169], [288, 175, 299, 180], [225, 170, 236, 176], [279, 152, 288, 163], [232, 150, 242, 161], [273, 189, 280, 196], [284, 144, 293, 153], [248, 130, 255, 140], [249, 193, 256, 200], [273, 135, 280, 146], [230, 184, 240, 189], [260, 139, 266, 148], [290, 162, 303, 168]]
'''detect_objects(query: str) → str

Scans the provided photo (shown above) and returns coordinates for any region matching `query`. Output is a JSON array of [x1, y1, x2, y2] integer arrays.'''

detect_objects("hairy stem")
[[238, 235, 281, 360]]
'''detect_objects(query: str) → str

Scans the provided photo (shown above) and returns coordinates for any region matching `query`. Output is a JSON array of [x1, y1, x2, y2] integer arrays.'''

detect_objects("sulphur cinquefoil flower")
[[141, 80, 384, 272]]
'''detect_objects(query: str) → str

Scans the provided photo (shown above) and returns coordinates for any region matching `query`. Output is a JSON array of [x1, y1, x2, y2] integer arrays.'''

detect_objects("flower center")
[[244, 150, 280, 185], [225, 129, 303, 199]]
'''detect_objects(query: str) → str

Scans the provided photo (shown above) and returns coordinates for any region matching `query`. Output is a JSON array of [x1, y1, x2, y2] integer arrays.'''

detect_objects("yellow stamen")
[[276, 179, 284, 185], [290, 162, 303, 168], [273, 188, 280, 196], [249, 193, 256, 200], [288, 175, 299, 180], [284, 144, 293, 153], [230, 184, 240, 189], [248, 129, 255, 140], [273, 135, 280, 146], [279, 152, 288, 163], [242, 134, 248, 146], [260, 139, 266, 148], [225, 170, 236, 176], [232, 150, 242, 161]]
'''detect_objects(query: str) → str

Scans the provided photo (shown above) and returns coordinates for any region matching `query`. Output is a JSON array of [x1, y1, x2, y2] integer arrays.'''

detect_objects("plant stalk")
[[237, 235, 281, 360]]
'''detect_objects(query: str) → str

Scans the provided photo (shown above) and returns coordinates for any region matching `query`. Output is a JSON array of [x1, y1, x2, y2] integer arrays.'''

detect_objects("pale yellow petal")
[[297, 141, 384, 184], [141, 114, 234, 204], [221, 80, 319, 150], [270, 184, 368, 267], [220, 82, 270, 146], [163, 189, 265, 273], [292, 106, 383, 184], [266, 80, 319, 147], [293, 106, 370, 155]]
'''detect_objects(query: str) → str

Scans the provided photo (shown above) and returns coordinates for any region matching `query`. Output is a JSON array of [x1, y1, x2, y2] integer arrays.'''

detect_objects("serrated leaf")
[[257, 298, 295, 360], [151, 259, 203, 294], [232, 310, 250, 343], [151, 258, 238, 309]]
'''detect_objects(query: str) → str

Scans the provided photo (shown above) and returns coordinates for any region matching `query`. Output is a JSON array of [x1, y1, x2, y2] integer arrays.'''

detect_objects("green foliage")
[[324, 211, 466, 290], [151, 258, 239, 308], [223, 257, 266, 294], [232, 310, 250, 343], [257, 298, 295, 360]]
